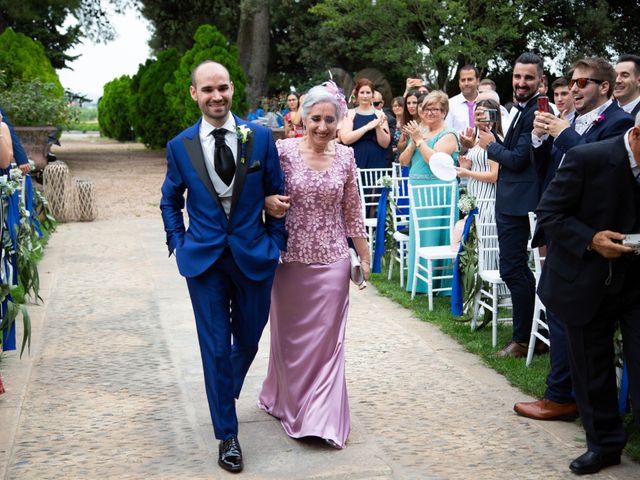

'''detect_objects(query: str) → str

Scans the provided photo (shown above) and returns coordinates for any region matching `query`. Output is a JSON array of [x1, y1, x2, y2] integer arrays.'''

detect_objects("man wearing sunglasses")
[[514, 57, 633, 424]]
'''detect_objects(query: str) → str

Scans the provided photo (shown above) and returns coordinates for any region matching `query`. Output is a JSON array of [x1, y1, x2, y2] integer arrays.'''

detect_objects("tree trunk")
[[237, 0, 270, 110]]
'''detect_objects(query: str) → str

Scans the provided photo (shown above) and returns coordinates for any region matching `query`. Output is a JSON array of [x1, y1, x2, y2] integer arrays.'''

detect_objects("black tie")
[[212, 129, 235, 185]]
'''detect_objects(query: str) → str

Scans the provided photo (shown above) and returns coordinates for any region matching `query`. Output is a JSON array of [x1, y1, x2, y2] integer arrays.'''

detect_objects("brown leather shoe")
[[513, 399, 579, 421], [494, 341, 528, 358], [534, 339, 549, 355]]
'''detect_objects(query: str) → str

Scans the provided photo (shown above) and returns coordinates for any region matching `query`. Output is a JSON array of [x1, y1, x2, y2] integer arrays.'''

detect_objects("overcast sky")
[[57, 8, 152, 103]]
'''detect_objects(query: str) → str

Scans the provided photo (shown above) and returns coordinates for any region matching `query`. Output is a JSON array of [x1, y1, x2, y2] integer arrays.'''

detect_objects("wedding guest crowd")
[[159, 49, 639, 476]]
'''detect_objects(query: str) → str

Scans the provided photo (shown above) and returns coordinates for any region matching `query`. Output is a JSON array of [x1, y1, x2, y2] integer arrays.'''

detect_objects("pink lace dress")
[[258, 138, 366, 448]]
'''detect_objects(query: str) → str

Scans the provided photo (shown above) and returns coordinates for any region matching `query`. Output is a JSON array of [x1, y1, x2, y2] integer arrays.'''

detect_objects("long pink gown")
[[258, 138, 366, 448]]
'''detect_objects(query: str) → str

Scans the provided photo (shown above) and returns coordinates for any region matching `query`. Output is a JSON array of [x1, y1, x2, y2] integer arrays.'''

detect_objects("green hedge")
[[98, 75, 135, 141], [130, 49, 182, 149], [0, 28, 63, 95]]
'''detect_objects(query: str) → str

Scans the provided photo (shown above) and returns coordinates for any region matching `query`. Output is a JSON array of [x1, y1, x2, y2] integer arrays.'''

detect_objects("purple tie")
[[466, 100, 475, 128]]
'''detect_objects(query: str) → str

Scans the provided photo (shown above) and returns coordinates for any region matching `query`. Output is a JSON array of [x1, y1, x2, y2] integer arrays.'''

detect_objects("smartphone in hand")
[[537, 95, 550, 113]]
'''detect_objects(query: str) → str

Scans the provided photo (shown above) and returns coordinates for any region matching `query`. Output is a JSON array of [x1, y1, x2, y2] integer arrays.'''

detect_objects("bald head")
[[191, 61, 231, 88], [476, 89, 501, 104], [189, 61, 235, 127]]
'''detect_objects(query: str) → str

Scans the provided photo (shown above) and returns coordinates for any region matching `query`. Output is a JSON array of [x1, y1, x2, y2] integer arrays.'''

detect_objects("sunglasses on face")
[[373, 101, 382, 107], [569, 77, 604, 89]]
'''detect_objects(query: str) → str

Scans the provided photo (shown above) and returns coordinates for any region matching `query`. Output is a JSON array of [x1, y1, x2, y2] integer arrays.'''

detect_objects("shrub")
[[165, 24, 248, 130], [0, 76, 76, 128], [130, 48, 182, 148], [98, 75, 135, 141], [0, 28, 63, 95]]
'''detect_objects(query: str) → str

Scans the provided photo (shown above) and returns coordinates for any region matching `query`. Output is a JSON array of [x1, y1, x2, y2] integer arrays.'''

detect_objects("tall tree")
[[0, 0, 136, 69], [237, 0, 270, 108], [139, 0, 239, 53]]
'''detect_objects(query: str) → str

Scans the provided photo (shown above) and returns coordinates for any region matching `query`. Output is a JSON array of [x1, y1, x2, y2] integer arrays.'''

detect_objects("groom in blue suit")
[[160, 61, 287, 473]]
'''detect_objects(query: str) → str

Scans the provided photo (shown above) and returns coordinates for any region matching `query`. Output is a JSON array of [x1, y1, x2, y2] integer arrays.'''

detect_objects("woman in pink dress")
[[260, 82, 369, 448]]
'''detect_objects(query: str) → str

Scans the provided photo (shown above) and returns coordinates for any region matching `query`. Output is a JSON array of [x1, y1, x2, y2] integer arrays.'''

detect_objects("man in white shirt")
[[447, 65, 479, 134], [614, 54, 640, 117]]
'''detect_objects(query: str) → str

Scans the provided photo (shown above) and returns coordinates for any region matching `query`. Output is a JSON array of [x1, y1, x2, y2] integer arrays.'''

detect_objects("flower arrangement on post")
[[376, 174, 396, 269], [0, 163, 56, 357], [455, 192, 484, 319]]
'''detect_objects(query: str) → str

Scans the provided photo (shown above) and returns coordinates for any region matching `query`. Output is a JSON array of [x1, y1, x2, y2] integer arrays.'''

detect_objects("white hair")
[[301, 85, 346, 119]]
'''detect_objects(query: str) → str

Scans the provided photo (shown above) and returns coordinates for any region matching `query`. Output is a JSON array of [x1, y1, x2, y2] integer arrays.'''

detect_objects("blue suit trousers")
[[186, 249, 273, 440]]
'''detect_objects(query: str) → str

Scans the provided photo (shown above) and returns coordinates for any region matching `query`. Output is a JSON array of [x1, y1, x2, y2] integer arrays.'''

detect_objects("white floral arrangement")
[[376, 175, 393, 189], [458, 193, 476, 214]]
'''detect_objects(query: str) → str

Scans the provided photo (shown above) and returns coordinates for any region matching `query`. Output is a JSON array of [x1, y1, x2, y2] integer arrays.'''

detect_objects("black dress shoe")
[[218, 436, 243, 473], [569, 450, 621, 475]]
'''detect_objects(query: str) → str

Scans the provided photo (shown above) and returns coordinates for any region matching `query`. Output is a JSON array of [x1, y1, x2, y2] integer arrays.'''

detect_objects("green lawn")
[[369, 270, 639, 462]]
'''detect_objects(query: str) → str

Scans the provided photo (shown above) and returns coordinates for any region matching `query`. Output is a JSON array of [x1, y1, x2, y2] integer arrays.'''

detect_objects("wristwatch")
[[415, 139, 424, 148]]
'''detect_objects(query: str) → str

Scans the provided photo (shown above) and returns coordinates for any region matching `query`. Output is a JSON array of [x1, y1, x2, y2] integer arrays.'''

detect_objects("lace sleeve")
[[341, 147, 367, 239]]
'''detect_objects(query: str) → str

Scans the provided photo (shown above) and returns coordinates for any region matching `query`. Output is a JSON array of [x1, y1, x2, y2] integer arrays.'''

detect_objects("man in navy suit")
[[614, 54, 640, 117], [514, 57, 634, 422], [477, 52, 543, 358], [160, 61, 287, 473], [535, 116, 640, 474]]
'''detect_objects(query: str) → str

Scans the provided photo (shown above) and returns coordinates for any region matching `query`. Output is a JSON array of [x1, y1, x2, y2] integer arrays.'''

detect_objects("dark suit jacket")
[[536, 135, 640, 326], [487, 95, 540, 216], [0, 107, 28, 165], [160, 114, 287, 281], [534, 102, 634, 192], [631, 100, 640, 117]]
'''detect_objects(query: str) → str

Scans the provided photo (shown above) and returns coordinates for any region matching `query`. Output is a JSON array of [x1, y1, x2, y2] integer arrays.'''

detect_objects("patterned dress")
[[258, 137, 366, 448]]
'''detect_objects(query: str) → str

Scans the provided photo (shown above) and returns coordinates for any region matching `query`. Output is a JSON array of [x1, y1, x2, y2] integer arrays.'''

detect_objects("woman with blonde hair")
[[399, 90, 460, 294]]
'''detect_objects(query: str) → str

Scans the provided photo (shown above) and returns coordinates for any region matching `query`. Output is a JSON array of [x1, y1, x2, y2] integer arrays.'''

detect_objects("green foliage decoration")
[[165, 24, 248, 129], [0, 165, 55, 356], [98, 75, 135, 141], [130, 48, 183, 148], [0, 28, 64, 95]]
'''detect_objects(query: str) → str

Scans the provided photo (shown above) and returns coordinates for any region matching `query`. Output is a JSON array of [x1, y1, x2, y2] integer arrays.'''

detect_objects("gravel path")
[[0, 133, 637, 479]]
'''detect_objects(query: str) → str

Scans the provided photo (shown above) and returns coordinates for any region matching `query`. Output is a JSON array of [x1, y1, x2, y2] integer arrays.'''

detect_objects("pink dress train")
[[258, 138, 366, 448]]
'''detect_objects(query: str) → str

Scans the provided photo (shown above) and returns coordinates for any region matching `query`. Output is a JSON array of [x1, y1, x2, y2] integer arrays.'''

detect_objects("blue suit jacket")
[[534, 102, 634, 192], [160, 115, 287, 281], [487, 95, 540, 216], [0, 107, 28, 165]]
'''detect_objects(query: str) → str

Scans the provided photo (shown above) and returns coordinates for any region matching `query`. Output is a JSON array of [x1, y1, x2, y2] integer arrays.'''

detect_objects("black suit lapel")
[[229, 128, 255, 220], [504, 95, 538, 148], [183, 135, 222, 209]]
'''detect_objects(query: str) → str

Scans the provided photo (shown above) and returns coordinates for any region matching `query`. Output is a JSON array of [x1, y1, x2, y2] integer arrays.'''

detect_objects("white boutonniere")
[[236, 125, 252, 164]]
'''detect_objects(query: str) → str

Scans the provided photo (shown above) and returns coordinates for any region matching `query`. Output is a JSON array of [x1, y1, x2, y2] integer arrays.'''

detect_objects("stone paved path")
[[1, 218, 638, 479]]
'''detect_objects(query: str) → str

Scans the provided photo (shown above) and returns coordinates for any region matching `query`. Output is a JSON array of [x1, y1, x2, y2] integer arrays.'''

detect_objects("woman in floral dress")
[[259, 82, 369, 449]]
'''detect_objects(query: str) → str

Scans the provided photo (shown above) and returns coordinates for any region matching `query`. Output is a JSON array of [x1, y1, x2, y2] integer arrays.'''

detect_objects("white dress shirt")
[[446, 92, 477, 134], [624, 128, 640, 180], [199, 115, 238, 217], [620, 96, 640, 115]]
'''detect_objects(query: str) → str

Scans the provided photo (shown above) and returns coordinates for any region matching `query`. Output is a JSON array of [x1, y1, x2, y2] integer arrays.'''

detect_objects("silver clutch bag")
[[349, 248, 366, 289]]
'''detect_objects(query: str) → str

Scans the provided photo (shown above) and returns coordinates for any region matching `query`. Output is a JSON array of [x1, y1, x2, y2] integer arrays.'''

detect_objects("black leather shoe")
[[218, 436, 243, 473], [569, 450, 620, 475]]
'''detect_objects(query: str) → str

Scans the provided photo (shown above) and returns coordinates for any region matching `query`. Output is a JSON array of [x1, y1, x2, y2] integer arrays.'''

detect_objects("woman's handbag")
[[349, 248, 367, 289]]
